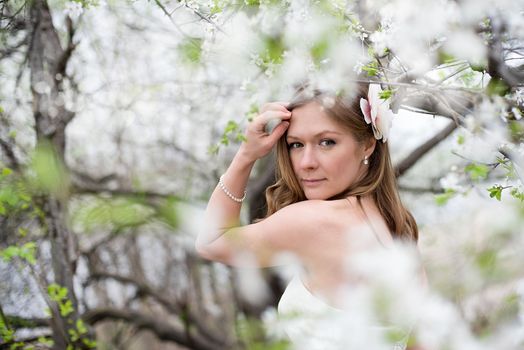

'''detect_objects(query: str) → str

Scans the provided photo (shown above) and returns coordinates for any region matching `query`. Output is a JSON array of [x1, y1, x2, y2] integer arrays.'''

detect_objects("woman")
[[196, 82, 423, 349]]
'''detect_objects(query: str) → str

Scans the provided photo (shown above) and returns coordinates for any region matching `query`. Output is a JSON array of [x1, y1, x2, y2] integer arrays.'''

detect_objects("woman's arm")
[[197, 151, 255, 247], [195, 102, 292, 263]]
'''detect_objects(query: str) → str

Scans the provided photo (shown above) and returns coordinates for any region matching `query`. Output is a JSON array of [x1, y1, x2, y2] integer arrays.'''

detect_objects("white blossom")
[[63, 1, 84, 19]]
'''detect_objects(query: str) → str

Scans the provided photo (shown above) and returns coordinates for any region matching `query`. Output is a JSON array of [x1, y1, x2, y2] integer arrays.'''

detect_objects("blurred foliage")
[[29, 140, 70, 199], [71, 197, 154, 233], [0, 242, 37, 265], [48, 283, 74, 317], [236, 314, 290, 350], [177, 37, 203, 65], [209, 119, 247, 155], [1, 0, 524, 348], [434, 189, 457, 206], [46, 284, 97, 348], [465, 163, 490, 182], [486, 78, 510, 97], [156, 195, 180, 229], [487, 185, 504, 201], [0, 167, 32, 216]]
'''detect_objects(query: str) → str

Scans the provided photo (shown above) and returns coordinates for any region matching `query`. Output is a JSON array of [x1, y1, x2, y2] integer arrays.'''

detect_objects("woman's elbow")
[[195, 239, 213, 260], [194, 238, 230, 263]]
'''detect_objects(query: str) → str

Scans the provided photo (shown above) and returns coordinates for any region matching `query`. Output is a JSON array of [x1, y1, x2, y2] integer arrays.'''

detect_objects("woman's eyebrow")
[[287, 130, 342, 140]]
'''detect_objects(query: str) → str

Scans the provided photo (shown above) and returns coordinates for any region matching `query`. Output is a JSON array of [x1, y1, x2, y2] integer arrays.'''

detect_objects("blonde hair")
[[264, 83, 418, 242]]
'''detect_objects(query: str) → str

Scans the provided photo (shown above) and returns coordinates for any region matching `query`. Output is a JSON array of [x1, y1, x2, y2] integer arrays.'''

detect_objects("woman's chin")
[[304, 190, 329, 201]]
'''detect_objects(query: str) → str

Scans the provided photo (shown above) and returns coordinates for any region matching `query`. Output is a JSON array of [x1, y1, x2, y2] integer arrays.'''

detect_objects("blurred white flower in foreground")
[[517, 279, 524, 324], [64, 1, 83, 19], [440, 171, 466, 192]]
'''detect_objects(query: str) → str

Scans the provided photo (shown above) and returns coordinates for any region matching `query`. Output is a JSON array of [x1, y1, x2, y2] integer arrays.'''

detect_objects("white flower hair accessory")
[[359, 84, 395, 142]]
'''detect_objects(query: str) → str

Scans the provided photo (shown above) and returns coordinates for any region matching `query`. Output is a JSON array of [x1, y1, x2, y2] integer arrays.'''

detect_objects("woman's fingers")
[[267, 121, 289, 142], [260, 101, 290, 114], [255, 110, 291, 127], [264, 118, 282, 134], [240, 104, 290, 161]]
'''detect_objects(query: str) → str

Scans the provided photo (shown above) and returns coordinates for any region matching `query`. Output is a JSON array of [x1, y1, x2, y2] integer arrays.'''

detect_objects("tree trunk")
[[28, 1, 86, 348]]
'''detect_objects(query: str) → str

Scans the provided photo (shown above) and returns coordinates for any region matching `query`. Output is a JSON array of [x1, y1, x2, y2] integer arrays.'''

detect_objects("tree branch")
[[3, 315, 50, 329], [83, 307, 220, 350], [395, 121, 458, 177], [88, 271, 227, 347], [487, 16, 524, 88], [0, 137, 20, 171]]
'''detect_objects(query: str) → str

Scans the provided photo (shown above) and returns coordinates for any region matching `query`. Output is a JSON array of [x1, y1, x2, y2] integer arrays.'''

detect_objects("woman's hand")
[[238, 102, 291, 162]]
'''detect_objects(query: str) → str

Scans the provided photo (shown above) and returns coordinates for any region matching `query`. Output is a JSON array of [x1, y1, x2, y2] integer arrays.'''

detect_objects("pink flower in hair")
[[359, 84, 395, 142]]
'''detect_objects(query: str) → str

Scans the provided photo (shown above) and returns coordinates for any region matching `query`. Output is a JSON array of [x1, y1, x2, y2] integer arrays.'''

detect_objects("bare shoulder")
[[274, 199, 343, 230]]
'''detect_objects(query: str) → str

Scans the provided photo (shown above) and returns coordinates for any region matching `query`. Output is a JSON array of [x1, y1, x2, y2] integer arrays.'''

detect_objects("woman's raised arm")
[[195, 102, 292, 265]]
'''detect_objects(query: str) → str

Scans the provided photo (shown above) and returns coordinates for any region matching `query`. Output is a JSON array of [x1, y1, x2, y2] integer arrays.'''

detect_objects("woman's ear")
[[363, 137, 376, 157]]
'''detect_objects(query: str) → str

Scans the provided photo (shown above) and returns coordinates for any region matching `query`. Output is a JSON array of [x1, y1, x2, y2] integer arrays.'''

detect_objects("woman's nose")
[[299, 147, 318, 169]]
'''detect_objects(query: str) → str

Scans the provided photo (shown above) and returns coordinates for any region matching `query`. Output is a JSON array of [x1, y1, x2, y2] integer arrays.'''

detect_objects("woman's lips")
[[302, 178, 326, 186]]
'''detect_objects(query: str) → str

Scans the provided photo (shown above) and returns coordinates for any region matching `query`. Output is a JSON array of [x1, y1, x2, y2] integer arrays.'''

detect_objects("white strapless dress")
[[277, 274, 409, 350]]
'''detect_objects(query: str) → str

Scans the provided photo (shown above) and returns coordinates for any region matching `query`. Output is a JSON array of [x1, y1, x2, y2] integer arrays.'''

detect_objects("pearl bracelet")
[[218, 175, 247, 203]]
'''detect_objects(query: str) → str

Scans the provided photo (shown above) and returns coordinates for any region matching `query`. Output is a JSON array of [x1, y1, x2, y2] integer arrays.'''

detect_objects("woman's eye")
[[288, 142, 303, 149], [319, 139, 336, 147]]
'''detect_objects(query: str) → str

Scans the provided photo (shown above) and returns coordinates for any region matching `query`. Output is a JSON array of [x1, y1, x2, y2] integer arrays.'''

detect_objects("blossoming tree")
[[0, 0, 523, 349]]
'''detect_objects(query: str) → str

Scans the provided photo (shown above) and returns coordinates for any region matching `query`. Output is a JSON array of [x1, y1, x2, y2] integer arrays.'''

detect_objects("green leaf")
[[509, 120, 524, 140], [487, 185, 503, 201], [486, 77, 510, 97], [246, 104, 259, 122], [157, 197, 179, 229], [470, 63, 485, 72], [0, 187, 19, 206], [48, 284, 68, 302], [177, 37, 203, 65], [82, 338, 97, 348], [310, 38, 330, 65], [208, 144, 220, 155], [73, 198, 153, 232], [224, 120, 239, 134], [18, 227, 28, 237], [31, 140, 70, 198], [19, 242, 37, 265], [475, 249, 497, 275], [438, 51, 456, 64], [76, 319, 88, 334], [434, 189, 456, 206], [465, 163, 489, 181], [378, 89, 393, 100], [9, 342, 24, 349], [37, 337, 53, 346], [362, 65, 378, 77], [0, 242, 37, 265], [59, 300, 74, 317], [210, 0, 223, 14], [2, 167, 12, 176], [510, 188, 524, 202], [235, 133, 247, 142], [261, 35, 286, 66], [1, 246, 18, 261], [69, 328, 79, 342]]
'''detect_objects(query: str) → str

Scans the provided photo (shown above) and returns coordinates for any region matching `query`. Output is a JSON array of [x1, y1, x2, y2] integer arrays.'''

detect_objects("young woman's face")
[[286, 101, 369, 200]]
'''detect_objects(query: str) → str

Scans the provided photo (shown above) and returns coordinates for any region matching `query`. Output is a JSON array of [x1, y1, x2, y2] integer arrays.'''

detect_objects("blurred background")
[[0, 0, 523, 349]]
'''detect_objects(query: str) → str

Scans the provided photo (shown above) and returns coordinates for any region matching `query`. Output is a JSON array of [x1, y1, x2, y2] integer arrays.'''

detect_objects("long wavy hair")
[[264, 82, 418, 242]]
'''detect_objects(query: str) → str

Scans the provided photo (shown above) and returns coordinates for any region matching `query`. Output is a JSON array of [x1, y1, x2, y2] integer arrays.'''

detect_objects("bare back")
[[296, 195, 395, 308]]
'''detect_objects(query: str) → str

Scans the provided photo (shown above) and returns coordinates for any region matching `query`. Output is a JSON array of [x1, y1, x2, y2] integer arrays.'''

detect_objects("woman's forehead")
[[288, 101, 347, 136]]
